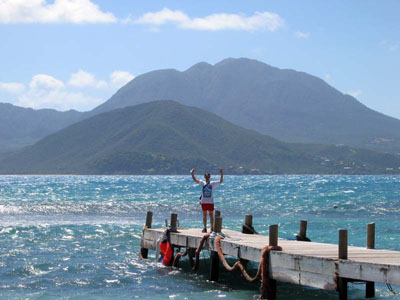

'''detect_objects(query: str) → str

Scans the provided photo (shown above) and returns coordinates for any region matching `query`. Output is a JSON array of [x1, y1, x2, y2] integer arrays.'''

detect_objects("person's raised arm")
[[219, 168, 223, 184], [191, 168, 200, 184]]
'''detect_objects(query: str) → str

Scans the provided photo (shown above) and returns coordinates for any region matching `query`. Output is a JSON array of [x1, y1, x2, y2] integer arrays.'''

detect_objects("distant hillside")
[[0, 103, 84, 153], [91, 58, 400, 154], [1, 101, 399, 175]]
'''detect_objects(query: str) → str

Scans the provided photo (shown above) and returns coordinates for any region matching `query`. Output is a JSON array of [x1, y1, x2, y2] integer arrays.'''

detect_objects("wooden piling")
[[367, 222, 375, 249], [338, 229, 348, 259], [269, 224, 278, 247], [338, 229, 348, 300], [366, 222, 375, 298], [242, 214, 256, 234], [240, 215, 254, 265], [210, 216, 222, 282], [145, 211, 153, 227], [170, 213, 178, 232], [266, 224, 278, 299], [213, 211, 221, 231], [296, 220, 311, 242], [188, 248, 196, 267], [140, 211, 153, 259], [214, 217, 222, 233], [210, 250, 220, 281], [245, 215, 253, 227], [300, 220, 307, 237]]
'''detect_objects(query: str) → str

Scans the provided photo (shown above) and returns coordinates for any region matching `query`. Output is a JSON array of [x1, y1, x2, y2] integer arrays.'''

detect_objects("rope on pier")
[[173, 249, 188, 267], [259, 244, 282, 300], [215, 235, 260, 282], [215, 235, 282, 299], [192, 233, 210, 271]]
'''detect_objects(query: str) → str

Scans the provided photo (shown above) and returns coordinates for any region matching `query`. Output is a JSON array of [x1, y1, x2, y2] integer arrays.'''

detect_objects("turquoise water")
[[0, 175, 400, 299]]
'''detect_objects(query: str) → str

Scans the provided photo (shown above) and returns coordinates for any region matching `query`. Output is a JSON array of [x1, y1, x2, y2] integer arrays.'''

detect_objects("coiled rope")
[[172, 232, 282, 299], [215, 235, 261, 282], [173, 249, 188, 267], [192, 233, 210, 271], [215, 235, 282, 299]]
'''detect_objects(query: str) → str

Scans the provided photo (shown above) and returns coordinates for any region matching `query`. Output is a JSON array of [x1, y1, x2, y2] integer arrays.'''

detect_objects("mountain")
[[0, 103, 84, 153], [1, 101, 399, 175], [91, 58, 400, 154]]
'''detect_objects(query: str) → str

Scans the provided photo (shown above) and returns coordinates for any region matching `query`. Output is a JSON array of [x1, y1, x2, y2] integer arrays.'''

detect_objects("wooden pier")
[[140, 212, 400, 299]]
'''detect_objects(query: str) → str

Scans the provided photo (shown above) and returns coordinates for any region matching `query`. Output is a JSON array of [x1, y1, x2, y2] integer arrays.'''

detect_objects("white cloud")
[[295, 31, 309, 39], [17, 73, 103, 111], [110, 71, 134, 88], [129, 8, 189, 25], [347, 89, 363, 98], [68, 69, 108, 89], [9, 69, 134, 111], [132, 8, 284, 32], [18, 89, 103, 111], [0, 82, 25, 94], [30, 74, 64, 90], [0, 0, 116, 24]]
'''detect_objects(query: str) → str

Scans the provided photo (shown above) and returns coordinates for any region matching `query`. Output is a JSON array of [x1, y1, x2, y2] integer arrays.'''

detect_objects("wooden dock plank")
[[142, 228, 400, 289]]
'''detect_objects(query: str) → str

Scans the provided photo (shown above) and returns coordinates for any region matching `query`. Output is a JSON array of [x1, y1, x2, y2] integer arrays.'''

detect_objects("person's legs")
[[208, 210, 214, 231], [202, 211, 207, 232]]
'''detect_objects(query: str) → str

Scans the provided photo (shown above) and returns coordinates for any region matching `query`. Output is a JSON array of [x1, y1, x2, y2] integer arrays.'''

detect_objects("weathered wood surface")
[[142, 228, 400, 290]]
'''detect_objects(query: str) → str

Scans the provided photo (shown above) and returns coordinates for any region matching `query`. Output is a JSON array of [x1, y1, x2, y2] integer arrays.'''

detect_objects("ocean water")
[[0, 175, 400, 300]]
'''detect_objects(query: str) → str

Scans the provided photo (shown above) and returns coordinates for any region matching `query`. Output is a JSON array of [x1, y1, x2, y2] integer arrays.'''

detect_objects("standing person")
[[191, 168, 223, 233]]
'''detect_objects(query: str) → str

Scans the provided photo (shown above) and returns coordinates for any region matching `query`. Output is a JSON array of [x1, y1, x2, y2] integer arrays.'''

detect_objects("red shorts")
[[201, 203, 214, 211]]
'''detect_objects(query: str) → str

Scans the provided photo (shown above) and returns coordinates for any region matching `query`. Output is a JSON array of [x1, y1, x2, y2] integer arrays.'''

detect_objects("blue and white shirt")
[[199, 181, 221, 204]]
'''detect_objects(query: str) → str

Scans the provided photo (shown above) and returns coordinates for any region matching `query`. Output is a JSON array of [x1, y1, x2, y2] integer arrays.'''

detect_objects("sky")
[[0, 0, 399, 117]]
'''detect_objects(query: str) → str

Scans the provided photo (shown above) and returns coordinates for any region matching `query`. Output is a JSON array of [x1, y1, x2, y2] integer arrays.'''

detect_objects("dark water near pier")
[[1, 175, 400, 299]]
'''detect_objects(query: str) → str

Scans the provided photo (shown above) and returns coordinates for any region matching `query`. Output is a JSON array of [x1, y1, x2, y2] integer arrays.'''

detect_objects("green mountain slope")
[[91, 58, 400, 154], [1, 101, 399, 175], [0, 103, 84, 153]]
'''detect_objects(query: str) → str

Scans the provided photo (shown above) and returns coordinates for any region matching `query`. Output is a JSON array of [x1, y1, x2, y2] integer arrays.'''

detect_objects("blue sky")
[[0, 0, 399, 118]]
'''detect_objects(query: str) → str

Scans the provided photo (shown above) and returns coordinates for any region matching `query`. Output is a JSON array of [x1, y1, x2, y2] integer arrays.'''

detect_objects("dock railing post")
[[240, 215, 254, 266], [242, 214, 255, 234], [213, 210, 220, 232], [214, 216, 222, 233], [338, 229, 348, 300], [170, 213, 178, 232], [267, 224, 278, 299], [296, 220, 311, 242], [269, 224, 278, 247], [140, 211, 153, 259], [366, 222, 375, 298], [210, 217, 222, 282]]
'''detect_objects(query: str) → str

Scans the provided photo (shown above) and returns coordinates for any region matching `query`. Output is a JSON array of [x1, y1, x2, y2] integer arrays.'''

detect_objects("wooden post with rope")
[[260, 224, 278, 300], [366, 222, 375, 298], [140, 211, 153, 259], [210, 217, 222, 282], [338, 229, 348, 300]]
